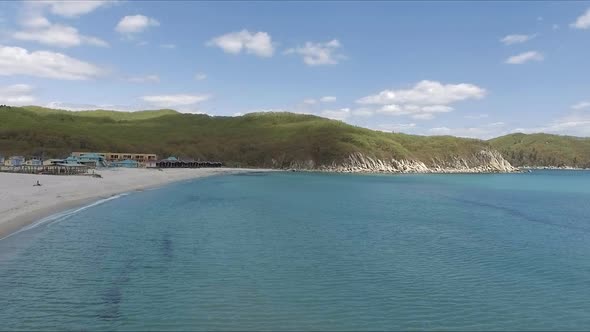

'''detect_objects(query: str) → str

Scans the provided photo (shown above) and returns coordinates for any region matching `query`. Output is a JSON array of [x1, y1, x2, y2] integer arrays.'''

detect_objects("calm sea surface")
[[1, 171, 590, 330]]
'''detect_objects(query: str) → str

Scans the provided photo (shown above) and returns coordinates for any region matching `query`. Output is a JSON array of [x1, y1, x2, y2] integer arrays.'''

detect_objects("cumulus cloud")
[[141, 94, 210, 107], [571, 101, 590, 110], [126, 74, 160, 83], [357, 80, 486, 106], [377, 104, 454, 119], [285, 39, 345, 66], [320, 96, 336, 102], [0, 45, 105, 80], [14, 2, 109, 48], [0, 84, 36, 105], [505, 51, 544, 64], [44, 101, 140, 112], [500, 34, 536, 45], [115, 15, 159, 35], [357, 80, 485, 120], [303, 96, 337, 104], [321, 108, 350, 121], [570, 8, 590, 29], [27, 0, 115, 18], [13, 23, 108, 48], [208, 30, 274, 57]]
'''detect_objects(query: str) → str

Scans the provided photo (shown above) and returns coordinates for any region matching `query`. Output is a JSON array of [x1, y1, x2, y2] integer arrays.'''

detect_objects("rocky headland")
[[286, 149, 518, 174]]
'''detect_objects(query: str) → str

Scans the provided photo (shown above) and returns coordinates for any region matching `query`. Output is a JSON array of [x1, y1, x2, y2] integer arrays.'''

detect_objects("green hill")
[[3, 105, 587, 169], [489, 133, 590, 168], [0, 105, 498, 169]]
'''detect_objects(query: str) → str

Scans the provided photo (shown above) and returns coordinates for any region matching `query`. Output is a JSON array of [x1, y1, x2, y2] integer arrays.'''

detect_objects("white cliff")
[[285, 149, 517, 173]]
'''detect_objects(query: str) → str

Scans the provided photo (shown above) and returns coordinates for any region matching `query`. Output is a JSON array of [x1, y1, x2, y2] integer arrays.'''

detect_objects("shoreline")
[[0, 168, 271, 240]]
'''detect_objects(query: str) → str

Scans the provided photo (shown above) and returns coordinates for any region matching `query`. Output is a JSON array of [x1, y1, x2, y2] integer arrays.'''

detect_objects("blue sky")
[[0, 1, 590, 138]]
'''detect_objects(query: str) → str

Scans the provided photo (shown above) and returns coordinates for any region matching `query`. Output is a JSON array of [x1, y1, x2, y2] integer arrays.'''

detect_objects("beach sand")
[[0, 168, 268, 239]]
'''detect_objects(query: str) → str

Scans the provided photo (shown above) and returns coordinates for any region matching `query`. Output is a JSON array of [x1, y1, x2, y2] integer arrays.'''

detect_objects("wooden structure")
[[0, 164, 88, 175], [155, 157, 223, 169]]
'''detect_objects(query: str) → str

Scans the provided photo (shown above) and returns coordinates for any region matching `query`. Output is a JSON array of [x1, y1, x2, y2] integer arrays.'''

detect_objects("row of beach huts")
[[0, 151, 223, 175]]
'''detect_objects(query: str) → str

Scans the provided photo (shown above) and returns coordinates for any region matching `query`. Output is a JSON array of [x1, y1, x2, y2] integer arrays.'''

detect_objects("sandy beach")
[[0, 168, 268, 239]]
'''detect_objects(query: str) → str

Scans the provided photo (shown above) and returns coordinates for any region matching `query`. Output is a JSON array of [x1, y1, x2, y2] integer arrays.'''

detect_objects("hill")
[[489, 133, 590, 168]]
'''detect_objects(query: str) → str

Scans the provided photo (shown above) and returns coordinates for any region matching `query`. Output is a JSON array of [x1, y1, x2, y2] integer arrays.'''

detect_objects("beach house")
[[4, 156, 24, 167], [25, 158, 42, 166], [72, 152, 157, 167], [67, 153, 108, 168]]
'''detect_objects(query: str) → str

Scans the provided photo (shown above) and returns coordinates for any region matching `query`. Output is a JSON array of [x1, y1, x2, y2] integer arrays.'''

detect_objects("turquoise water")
[[1, 171, 590, 330]]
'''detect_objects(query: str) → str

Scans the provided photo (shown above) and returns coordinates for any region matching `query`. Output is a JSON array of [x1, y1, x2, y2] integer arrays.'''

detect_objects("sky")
[[0, 1, 590, 138]]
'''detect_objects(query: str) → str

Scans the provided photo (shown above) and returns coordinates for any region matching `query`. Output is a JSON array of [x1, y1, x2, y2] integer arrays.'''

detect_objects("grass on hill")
[[489, 133, 590, 168], [0, 105, 496, 168]]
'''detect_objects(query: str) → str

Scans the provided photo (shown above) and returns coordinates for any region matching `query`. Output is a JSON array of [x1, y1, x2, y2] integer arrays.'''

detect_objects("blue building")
[[67, 153, 108, 168], [4, 156, 24, 167]]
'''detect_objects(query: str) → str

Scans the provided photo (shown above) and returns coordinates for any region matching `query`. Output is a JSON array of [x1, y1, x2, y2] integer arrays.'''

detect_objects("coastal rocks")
[[286, 149, 517, 174]]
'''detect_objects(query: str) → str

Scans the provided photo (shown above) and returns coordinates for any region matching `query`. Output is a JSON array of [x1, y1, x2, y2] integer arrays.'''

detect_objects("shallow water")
[[1, 171, 590, 330]]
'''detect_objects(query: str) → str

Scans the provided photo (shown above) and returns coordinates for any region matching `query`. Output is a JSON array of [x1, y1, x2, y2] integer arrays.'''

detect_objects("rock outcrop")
[[285, 149, 517, 174]]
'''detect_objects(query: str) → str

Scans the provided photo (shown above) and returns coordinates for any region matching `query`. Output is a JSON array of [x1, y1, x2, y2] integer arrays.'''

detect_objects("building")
[[25, 158, 42, 166], [0, 155, 4, 165], [66, 153, 108, 168], [72, 152, 157, 167], [43, 159, 65, 166], [111, 159, 139, 168], [4, 156, 24, 167]]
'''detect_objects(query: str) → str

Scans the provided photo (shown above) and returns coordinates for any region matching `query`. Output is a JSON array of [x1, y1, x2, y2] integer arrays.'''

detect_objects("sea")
[[1, 170, 590, 330]]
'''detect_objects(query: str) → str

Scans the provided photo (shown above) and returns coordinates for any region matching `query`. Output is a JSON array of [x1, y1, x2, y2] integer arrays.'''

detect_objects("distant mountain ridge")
[[0, 105, 586, 171]]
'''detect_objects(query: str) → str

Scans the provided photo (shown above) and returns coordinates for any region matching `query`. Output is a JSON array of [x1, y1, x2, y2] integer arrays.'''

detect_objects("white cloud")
[[20, 15, 51, 29], [351, 108, 374, 117], [412, 113, 435, 120], [0, 84, 36, 105], [127, 74, 160, 83], [208, 30, 274, 57], [505, 51, 544, 64], [0, 45, 105, 80], [194, 72, 207, 81], [321, 108, 350, 121], [377, 104, 454, 119], [115, 15, 160, 35], [357, 80, 486, 106], [358, 81, 485, 120], [304, 96, 336, 104], [500, 34, 536, 45], [285, 39, 345, 66], [13, 23, 108, 48], [44, 101, 139, 112], [15, 2, 109, 48], [28, 1, 115, 18], [570, 8, 590, 29], [319, 96, 336, 102], [141, 94, 210, 107], [160, 43, 176, 49], [572, 101, 590, 110]]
